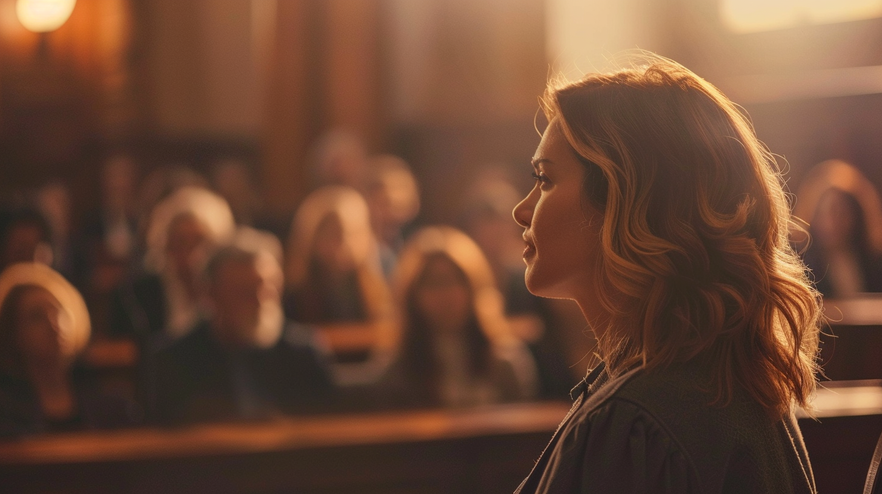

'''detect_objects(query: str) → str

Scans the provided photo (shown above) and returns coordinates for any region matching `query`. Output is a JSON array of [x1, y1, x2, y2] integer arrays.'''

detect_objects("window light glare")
[[721, 0, 882, 33]]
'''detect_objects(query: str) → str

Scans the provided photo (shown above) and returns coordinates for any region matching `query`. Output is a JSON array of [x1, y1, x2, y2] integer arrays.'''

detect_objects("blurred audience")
[[0, 263, 135, 436], [0, 131, 609, 433], [149, 242, 334, 425], [364, 154, 421, 277], [379, 226, 537, 409], [794, 160, 882, 298]]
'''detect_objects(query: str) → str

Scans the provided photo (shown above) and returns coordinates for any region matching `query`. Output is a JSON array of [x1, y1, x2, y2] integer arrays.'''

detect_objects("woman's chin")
[[524, 271, 571, 300]]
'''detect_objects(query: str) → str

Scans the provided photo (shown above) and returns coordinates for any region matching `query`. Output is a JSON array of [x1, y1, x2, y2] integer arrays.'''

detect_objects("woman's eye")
[[531, 172, 549, 185]]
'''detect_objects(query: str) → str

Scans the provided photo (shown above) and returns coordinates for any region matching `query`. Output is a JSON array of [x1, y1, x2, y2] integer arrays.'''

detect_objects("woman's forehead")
[[534, 119, 577, 161]]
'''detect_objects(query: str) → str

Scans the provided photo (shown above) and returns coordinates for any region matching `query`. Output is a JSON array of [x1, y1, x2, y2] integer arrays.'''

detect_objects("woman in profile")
[[512, 55, 819, 493], [379, 226, 536, 409]]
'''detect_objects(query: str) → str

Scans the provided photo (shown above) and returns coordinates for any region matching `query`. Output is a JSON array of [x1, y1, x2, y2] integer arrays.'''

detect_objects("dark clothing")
[[516, 362, 816, 494], [149, 320, 335, 425], [0, 365, 138, 438], [109, 273, 171, 416], [284, 269, 366, 324], [376, 348, 531, 410], [109, 273, 167, 338]]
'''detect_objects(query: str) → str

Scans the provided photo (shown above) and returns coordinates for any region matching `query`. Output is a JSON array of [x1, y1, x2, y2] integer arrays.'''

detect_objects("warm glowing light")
[[721, 0, 882, 33], [16, 0, 76, 33]]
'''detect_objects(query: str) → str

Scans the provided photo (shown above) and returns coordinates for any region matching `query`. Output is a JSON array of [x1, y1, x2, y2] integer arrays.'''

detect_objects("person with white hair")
[[110, 186, 236, 340]]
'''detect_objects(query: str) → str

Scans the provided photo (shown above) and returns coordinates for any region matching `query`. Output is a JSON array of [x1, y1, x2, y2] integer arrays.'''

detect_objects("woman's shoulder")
[[534, 395, 696, 493], [604, 363, 776, 439], [556, 364, 813, 493]]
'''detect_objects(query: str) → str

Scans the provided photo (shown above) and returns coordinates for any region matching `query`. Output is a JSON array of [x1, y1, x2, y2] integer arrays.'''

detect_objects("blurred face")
[[813, 189, 859, 251], [319, 141, 366, 188], [513, 119, 603, 303], [210, 254, 283, 347], [14, 287, 71, 365], [368, 170, 418, 242], [313, 214, 355, 275], [165, 214, 210, 280], [414, 255, 472, 334]]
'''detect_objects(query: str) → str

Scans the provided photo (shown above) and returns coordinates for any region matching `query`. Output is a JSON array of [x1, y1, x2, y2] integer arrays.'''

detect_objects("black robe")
[[516, 362, 816, 493]]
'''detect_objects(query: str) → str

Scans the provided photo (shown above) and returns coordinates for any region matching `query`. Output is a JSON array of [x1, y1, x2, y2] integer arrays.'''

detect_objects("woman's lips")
[[523, 243, 535, 260]]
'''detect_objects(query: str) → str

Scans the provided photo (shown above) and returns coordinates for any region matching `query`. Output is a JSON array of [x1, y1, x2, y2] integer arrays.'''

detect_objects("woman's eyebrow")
[[531, 158, 553, 168]]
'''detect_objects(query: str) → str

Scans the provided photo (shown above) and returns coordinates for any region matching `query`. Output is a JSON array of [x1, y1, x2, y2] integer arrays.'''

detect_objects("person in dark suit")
[[148, 243, 335, 425], [511, 54, 819, 493]]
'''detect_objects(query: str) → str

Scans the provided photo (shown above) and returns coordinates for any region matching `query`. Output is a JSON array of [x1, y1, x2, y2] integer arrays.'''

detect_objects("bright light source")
[[721, 0, 882, 33], [16, 0, 76, 33]]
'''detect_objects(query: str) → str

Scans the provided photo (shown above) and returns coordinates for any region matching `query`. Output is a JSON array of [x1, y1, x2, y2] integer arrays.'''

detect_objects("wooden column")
[[323, 0, 384, 148], [260, 0, 384, 220], [260, 0, 319, 218]]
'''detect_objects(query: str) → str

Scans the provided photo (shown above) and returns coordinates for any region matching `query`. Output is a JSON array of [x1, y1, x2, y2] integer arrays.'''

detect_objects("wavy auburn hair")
[[542, 55, 821, 417]]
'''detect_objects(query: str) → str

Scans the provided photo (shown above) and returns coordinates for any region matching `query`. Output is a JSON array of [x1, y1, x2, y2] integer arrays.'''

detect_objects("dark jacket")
[[148, 320, 335, 425], [0, 365, 138, 437], [516, 362, 816, 493], [110, 273, 167, 338]]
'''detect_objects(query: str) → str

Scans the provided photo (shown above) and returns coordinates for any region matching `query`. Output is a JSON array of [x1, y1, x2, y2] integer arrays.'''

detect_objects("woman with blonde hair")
[[284, 186, 395, 371], [380, 226, 536, 409], [794, 160, 882, 298], [0, 263, 131, 435], [512, 55, 820, 493]]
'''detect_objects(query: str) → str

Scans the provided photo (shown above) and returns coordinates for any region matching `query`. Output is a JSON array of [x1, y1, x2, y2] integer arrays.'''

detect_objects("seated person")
[[364, 154, 421, 278], [284, 186, 392, 325], [149, 244, 335, 425], [284, 186, 396, 369], [0, 263, 135, 437], [110, 186, 236, 341], [795, 160, 882, 297], [378, 226, 537, 409]]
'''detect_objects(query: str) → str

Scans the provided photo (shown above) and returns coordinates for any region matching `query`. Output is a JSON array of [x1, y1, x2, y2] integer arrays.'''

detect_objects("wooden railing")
[[0, 402, 569, 494]]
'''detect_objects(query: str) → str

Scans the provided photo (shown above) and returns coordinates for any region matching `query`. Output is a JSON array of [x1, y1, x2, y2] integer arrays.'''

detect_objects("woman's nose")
[[512, 192, 534, 228]]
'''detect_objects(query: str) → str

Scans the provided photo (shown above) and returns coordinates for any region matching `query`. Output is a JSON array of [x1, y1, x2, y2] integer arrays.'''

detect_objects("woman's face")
[[513, 118, 604, 303], [312, 214, 356, 275], [165, 214, 210, 279], [813, 189, 859, 251], [15, 287, 71, 365], [413, 255, 471, 335]]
